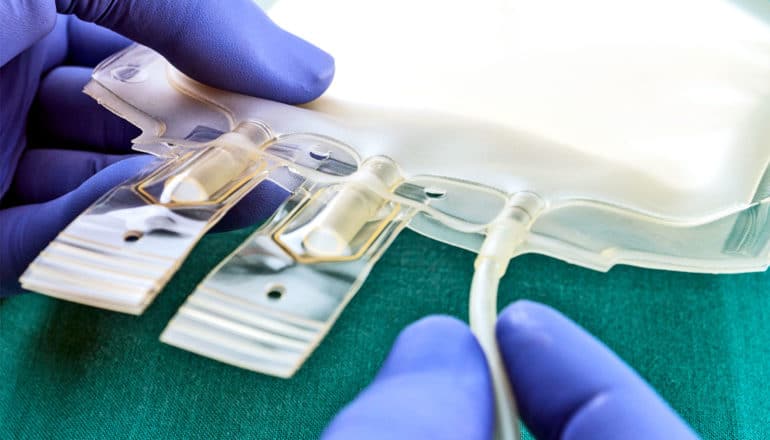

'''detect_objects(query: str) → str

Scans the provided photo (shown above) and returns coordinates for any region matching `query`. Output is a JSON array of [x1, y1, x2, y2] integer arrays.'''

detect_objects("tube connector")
[[160, 121, 272, 203], [303, 157, 402, 257], [475, 192, 543, 277]]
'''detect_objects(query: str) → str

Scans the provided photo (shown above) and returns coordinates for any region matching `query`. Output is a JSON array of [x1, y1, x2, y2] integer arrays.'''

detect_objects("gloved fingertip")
[[495, 300, 629, 380], [269, 29, 335, 104], [562, 388, 700, 440], [290, 44, 335, 104], [377, 315, 485, 378], [80, 0, 336, 105], [322, 315, 494, 440], [495, 300, 699, 440], [250, 29, 335, 104], [497, 298, 550, 325], [495, 299, 558, 351]]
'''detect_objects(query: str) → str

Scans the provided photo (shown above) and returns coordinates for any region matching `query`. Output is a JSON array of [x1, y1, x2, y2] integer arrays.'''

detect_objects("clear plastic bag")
[[21, 0, 769, 382]]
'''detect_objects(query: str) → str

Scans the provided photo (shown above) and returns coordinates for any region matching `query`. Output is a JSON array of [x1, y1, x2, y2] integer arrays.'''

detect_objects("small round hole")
[[424, 187, 447, 199], [265, 284, 286, 301], [123, 230, 144, 242], [111, 65, 148, 83], [309, 150, 331, 161]]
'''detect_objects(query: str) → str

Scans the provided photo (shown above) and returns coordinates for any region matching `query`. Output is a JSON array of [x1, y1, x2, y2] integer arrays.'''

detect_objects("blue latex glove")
[[0, 1, 334, 294], [323, 300, 700, 440]]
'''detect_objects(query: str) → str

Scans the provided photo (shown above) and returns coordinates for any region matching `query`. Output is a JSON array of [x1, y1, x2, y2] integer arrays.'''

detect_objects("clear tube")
[[469, 258, 520, 440], [470, 194, 543, 440]]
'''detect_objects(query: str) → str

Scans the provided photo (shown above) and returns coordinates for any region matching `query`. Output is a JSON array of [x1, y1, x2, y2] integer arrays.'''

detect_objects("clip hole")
[[111, 65, 148, 83], [265, 284, 286, 301], [123, 230, 144, 242], [309, 150, 331, 161], [424, 187, 447, 199]]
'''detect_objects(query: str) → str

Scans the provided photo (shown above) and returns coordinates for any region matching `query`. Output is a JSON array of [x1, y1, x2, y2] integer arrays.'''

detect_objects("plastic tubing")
[[470, 256, 520, 440], [469, 193, 541, 440]]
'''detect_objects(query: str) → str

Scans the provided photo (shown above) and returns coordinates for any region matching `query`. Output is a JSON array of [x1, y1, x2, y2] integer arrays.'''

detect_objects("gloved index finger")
[[56, 0, 334, 104], [30, 65, 141, 153], [65, 17, 132, 67], [0, 1, 57, 66], [323, 316, 494, 440], [496, 300, 699, 440]]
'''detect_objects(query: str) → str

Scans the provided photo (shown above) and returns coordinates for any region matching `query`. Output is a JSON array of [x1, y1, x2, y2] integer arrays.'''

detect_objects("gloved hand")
[[322, 300, 700, 440], [0, 1, 334, 294]]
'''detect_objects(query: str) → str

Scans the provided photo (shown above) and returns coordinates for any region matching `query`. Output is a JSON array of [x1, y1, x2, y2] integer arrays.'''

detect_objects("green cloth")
[[1, 227, 768, 439]]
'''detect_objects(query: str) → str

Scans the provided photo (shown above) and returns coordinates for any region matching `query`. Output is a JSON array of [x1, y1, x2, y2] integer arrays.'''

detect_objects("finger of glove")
[[58, 0, 334, 104], [0, 155, 156, 288], [66, 16, 132, 66], [29, 65, 141, 152], [496, 300, 699, 440], [7, 149, 140, 205], [322, 316, 494, 440], [0, 1, 58, 66], [0, 15, 68, 200]]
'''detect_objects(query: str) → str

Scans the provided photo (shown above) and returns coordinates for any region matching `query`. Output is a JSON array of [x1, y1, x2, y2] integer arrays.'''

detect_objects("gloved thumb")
[[0, 155, 155, 294], [56, 0, 334, 104], [496, 300, 699, 440], [322, 316, 494, 440]]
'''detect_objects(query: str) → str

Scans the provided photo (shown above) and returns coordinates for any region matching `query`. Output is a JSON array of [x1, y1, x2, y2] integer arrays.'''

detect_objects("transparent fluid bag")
[[20, 2, 770, 435], [21, 0, 769, 389]]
